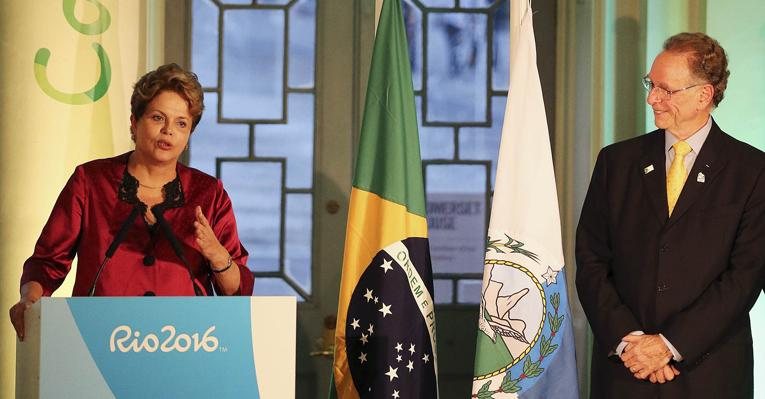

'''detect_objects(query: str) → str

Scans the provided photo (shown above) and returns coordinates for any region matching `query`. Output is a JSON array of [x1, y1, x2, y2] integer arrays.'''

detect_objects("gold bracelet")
[[211, 255, 233, 273]]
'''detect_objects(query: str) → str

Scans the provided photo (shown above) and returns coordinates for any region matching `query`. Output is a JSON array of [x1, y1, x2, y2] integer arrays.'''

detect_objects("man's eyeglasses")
[[641, 76, 706, 100]]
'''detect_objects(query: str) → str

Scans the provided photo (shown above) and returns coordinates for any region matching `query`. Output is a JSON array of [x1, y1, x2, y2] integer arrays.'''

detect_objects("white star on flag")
[[395, 342, 403, 352], [406, 360, 414, 372], [422, 353, 430, 363], [363, 288, 374, 302], [350, 318, 360, 330], [358, 352, 367, 363], [380, 258, 394, 274], [367, 323, 374, 335], [360, 333, 369, 345], [408, 343, 416, 355], [378, 302, 392, 317], [396, 354, 402, 362], [385, 366, 399, 382], [392, 390, 400, 399], [542, 266, 559, 286]]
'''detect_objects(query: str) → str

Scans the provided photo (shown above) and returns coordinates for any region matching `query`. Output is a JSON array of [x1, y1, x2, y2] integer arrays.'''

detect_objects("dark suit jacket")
[[576, 121, 765, 399]]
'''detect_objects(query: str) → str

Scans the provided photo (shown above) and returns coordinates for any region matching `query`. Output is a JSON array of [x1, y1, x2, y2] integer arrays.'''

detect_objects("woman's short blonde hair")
[[130, 63, 205, 130]]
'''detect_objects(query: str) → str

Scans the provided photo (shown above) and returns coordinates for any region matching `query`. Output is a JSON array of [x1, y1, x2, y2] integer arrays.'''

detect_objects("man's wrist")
[[614, 331, 644, 356], [658, 333, 683, 361]]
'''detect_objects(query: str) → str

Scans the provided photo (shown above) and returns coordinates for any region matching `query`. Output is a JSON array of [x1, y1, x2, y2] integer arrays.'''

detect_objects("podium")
[[16, 297, 296, 398]]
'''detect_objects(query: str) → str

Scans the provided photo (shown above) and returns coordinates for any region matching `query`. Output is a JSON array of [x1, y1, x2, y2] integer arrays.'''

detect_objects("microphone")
[[151, 207, 204, 296], [88, 204, 142, 296]]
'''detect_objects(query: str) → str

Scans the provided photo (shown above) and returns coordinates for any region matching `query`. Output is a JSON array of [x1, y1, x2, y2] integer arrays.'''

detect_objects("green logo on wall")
[[34, 0, 112, 104]]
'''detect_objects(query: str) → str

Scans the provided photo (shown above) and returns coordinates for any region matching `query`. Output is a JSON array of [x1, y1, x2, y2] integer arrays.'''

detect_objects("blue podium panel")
[[16, 297, 296, 399]]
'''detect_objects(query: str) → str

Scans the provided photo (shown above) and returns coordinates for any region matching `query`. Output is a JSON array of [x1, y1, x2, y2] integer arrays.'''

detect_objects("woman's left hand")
[[193, 206, 229, 268]]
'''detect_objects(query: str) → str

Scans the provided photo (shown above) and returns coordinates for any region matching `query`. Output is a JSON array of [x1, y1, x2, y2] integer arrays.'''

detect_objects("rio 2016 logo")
[[34, 0, 112, 104], [109, 325, 220, 353]]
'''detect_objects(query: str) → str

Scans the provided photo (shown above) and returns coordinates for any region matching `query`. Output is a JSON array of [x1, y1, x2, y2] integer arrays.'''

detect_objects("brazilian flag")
[[330, 0, 438, 398]]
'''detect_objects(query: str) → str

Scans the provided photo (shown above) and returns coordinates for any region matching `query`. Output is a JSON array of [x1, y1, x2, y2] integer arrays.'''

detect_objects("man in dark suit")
[[576, 32, 765, 398]]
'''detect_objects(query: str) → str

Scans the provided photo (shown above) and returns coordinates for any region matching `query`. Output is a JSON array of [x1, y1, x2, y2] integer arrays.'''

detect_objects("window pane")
[[254, 277, 300, 297], [288, 0, 315, 88], [426, 164, 487, 276], [420, 128, 454, 160], [416, 97, 453, 160], [460, 95, 506, 188], [434, 279, 453, 304], [191, 0, 316, 302], [420, 0, 454, 7], [461, 1, 491, 9], [285, 193, 311, 293], [191, 0, 219, 88], [457, 279, 482, 304], [426, 163, 486, 194], [256, 94, 314, 188], [426, 12, 488, 123], [189, 93, 249, 176], [222, 9, 284, 120], [492, 0, 510, 90], [395, 2, 512, 304], [221, 161, 282, 272]]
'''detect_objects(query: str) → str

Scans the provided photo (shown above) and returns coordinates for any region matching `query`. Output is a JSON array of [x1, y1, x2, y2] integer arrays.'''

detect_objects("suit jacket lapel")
[[638, 131, 669, 224], [666, 122, 728, 228]]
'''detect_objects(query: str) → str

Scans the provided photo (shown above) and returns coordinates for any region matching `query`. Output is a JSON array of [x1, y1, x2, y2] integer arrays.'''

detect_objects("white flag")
[[471, 1, 579, 398]]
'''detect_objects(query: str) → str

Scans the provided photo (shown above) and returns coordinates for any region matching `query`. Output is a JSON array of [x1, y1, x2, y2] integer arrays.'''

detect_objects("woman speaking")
[[9, 63, 254, 340]]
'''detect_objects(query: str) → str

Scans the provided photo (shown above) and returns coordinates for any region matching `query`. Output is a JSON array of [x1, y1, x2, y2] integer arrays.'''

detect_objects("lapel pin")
[[697, 172, 705, 183], [644, 165, 654, 174]]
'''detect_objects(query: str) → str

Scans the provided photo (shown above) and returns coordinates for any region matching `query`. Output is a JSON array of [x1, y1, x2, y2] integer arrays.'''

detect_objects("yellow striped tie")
[[667, 141, 692, 215]]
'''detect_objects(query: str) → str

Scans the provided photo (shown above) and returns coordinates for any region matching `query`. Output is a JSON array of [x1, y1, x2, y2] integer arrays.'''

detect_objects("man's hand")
[[648, 364, 680, 384], [620, 334, 672, 379]]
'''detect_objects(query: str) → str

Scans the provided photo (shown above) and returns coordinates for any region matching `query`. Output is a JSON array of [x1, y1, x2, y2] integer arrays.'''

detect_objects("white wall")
[[0, 2, 146, 397], [707, 2, 765, 397]]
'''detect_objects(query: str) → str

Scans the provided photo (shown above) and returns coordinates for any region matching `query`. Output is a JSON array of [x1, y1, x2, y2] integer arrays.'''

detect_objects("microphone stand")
[[88, 205, 142, 296], [152, 207, 204, 296]]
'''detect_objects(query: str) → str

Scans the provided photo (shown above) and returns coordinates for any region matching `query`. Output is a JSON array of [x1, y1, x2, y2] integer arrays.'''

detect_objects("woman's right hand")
[[9, 281, 43, 341]]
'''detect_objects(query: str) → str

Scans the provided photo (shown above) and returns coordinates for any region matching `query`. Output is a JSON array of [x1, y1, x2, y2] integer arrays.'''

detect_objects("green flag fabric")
[[331, 0, 438, 398]]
